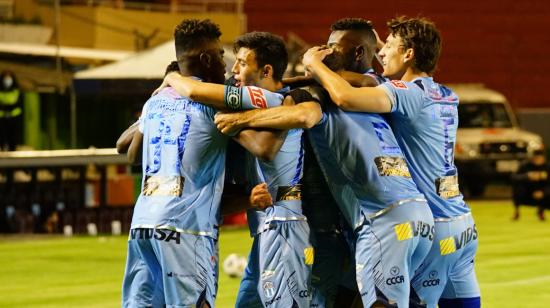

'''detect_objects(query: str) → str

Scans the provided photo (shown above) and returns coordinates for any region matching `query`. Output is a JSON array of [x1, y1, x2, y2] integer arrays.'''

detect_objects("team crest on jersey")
[[247, 86, 268, 108], [263, 281, 275, 298], [374, 157, 411, 177], [390, 80, 408, 89]]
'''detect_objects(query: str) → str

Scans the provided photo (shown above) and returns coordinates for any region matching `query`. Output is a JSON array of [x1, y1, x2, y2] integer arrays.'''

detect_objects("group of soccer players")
[[117, 15, 481, 308]]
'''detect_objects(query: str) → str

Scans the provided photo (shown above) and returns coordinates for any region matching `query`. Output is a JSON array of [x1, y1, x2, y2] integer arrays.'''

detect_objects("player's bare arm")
[[155, 72, 285, 112], [220, 182, 273, 216], [215, 101, 322, 135], [126, 130, 142, 165], [234, 129, 287, 161], [116, 120, 139, 154], [158, 72, 226, 109], [302, 46, 392, 113]]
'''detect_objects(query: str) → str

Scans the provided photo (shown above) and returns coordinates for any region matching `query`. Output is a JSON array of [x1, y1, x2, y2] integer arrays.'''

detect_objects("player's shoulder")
[[300, 85, 330, 104], [382, 79, 422, 92]]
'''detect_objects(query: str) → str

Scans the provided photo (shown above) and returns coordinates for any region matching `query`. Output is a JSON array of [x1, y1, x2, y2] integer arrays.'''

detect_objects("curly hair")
[[164, 61, 180, 76], [174, 19, 221, 55], [234, 31, 288, 81], [387, 16, 441, 74], [330, 18, 373, 32]]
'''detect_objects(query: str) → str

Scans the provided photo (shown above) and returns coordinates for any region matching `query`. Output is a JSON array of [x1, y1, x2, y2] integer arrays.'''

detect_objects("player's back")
[[306, 87, 425, 228], [380, 78, 470, 218], [132, 87, 227, 238]]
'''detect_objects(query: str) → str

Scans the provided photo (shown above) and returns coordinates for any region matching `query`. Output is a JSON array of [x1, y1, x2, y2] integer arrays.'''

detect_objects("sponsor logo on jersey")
[[395, 221, 434, 241], [261, 270, 275, 280], [390, 80, 408, 89], [440, 224, 478, 255], [394, 223, 413, 241], [422, 270, 440, 287], [435, 175, 460, 199], [386, 266, 405, 285], [142, 175, 184, 197], [247, 86, 268, 108], [130, 228, 181, 244], [374, 156, 411, 177], [298, 290, 311, 298], [304, 247, 314, 265]]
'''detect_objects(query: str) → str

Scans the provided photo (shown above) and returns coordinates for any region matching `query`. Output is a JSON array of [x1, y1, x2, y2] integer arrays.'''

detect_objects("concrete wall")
[[14, 1, 244, 50]]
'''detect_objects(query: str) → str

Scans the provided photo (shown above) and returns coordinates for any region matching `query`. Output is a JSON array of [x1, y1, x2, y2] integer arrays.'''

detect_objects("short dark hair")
[[174, 19, 221, 57], [387, 16, 441, 74], [233, 32, 288, 81], [330, 18, 377, 48], [164, 61, 180, 76], [330, 18, 374, 32]]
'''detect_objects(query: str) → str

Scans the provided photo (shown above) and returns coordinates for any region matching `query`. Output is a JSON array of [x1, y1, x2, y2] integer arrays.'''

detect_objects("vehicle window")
[[458, 102, 513, 128]]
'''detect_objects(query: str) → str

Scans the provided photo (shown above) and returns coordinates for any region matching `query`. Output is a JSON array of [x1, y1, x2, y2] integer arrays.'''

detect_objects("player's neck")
[[178, 63, 210, 82], [257, 79, 283, 92], [401, 68, 429, 82]]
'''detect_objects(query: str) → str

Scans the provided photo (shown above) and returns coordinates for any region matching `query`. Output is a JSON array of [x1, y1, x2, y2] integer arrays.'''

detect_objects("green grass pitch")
[[1, 201, 549, 307]]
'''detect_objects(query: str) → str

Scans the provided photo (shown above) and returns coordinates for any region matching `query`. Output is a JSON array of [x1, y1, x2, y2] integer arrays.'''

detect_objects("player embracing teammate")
[[120, 15, 480, 308]]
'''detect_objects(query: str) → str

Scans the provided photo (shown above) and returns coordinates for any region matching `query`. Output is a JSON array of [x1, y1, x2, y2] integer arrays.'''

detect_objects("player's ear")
[[403, 48, 414, 64], [355, 45, 365, 61], [199, 52, 212, 68], [261, 64, 273, 79]]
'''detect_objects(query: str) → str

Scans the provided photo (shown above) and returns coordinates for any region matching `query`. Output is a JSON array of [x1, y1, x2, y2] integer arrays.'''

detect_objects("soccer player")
[[160, 31, 314, 308], [212, 23, 435, 308], [121, 20, 287, 308], [301, 16, 481, 308]]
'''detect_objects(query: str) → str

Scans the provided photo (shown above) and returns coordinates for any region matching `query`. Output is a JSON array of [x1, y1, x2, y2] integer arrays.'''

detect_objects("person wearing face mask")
[[0, 70, 22, 151]]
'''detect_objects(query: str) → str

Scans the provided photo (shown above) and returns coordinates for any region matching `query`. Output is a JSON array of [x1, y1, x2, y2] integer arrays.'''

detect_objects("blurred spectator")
[[0, 70, 23, 151], [511, 148, 550, 221]]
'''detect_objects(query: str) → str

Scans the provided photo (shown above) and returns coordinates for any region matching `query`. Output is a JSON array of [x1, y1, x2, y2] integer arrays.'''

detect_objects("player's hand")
[[214, 112, 244, 135], [302, 46, 332, 69], [250, 183, 273, 210], [533, 190, 544, 200], [372, 28, 385, 51], [152, 72, 180, 96]]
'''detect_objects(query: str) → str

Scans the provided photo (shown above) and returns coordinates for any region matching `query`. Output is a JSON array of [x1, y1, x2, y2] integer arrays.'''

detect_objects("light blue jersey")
[[132, 87, 227, 238], [380, 78, 480, 306], [304, 87, 434, 307], [245, 127, 307, 235], [307, 97, 425, 227], [237, 87, 313, 308], [380, 78, 470, 218]]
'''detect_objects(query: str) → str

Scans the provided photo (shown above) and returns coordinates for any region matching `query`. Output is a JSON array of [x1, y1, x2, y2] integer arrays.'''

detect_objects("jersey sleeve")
[[224, 85, 284, 110], [379, 80, 422, 120]]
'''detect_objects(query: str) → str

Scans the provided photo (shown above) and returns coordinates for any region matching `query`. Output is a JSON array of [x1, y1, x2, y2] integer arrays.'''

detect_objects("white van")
[[451, 84, 543, 196]]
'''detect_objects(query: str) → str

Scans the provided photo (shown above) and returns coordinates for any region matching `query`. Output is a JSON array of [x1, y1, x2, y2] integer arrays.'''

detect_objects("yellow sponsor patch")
[[439, 237, 457, 255], [304, 247, 314, 265], [394, 222, 413, 241]]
